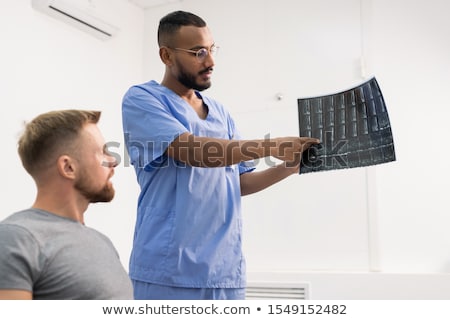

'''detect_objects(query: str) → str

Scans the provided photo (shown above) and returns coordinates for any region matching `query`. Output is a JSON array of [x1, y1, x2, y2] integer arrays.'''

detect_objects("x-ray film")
[[298, 77, 396, 174]]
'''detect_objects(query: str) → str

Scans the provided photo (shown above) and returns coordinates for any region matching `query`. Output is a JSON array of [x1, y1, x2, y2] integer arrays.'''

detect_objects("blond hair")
[[18, 109, 101, 175]]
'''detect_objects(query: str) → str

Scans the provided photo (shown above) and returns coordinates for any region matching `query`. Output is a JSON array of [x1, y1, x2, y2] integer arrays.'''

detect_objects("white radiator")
[[247, 272, 450, 299], [245, 282, 310, 300]]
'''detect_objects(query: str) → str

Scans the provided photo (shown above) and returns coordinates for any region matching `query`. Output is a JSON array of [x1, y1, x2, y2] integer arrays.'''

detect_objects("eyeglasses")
[[169, 45, 219, 62]]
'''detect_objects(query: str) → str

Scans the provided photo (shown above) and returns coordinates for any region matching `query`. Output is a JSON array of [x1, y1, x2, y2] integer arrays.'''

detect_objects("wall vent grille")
[[246, 282, 310, 300]]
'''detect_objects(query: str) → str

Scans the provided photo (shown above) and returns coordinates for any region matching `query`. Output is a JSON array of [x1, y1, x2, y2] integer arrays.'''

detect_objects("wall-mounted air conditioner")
[[31, 0, 119, 40]]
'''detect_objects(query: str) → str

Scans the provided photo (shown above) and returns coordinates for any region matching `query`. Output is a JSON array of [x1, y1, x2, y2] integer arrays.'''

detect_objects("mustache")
[[199, 67, 213, 75]]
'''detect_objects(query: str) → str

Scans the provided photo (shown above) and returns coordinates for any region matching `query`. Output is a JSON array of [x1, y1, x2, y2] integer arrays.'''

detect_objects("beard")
[[74, 169, 115, 203], [177, 65, 212, 91]]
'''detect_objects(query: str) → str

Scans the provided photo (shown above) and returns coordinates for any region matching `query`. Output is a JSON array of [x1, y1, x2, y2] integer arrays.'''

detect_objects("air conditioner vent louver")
[[48, 5, 113, 37], [246, 283, 310, 300], [32, 0, 119, 40]]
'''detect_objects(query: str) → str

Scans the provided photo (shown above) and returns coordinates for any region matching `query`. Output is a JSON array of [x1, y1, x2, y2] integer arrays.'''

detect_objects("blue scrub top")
[[122, 81, 254, 288]]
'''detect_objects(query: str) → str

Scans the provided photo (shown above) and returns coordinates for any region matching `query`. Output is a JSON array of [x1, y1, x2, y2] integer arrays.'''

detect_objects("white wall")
[[143, 0, 375, 272], [364, 0, 450, 273], [0, 0, 144, 269], [2, 0, 450, 299], [140, 0, 450, 296]]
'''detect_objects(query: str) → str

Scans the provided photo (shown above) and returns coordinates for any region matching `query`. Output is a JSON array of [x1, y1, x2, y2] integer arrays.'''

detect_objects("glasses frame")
[[169, 45, 219, 62]]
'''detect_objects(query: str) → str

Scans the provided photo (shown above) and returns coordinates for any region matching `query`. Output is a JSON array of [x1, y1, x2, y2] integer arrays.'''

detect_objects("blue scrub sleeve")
[[230, 125, 256, 175], [122, 86, 188, 171]]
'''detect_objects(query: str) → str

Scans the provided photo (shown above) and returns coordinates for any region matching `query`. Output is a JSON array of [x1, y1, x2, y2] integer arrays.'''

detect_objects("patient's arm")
[[0, 289, 32, 300]]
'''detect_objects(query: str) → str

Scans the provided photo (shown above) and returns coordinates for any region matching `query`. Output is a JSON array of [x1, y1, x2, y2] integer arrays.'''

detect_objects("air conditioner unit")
[[31, 0, 119, 40]]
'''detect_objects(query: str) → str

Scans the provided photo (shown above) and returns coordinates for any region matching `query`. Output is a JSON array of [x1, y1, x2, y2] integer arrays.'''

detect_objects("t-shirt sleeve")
[[0, 225, 40, 291], [122, 86, 189, 171]]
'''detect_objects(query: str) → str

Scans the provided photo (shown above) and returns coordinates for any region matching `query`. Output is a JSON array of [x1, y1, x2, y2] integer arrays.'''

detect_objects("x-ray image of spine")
[[298, 77, 396, 174]]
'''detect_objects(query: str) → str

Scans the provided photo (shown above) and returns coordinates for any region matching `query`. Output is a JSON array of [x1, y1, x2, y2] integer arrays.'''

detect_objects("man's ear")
[[159, 47, 173, 66], [56, 155, 76, 180]]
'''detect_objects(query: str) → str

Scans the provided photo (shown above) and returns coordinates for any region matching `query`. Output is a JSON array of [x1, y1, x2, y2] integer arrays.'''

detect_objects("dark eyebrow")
[[188, 43, 215, 51], [186, 46, 205, 51]]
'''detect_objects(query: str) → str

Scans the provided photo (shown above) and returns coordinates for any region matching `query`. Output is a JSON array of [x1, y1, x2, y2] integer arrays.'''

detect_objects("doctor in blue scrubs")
[[122, 10, 319, 300]]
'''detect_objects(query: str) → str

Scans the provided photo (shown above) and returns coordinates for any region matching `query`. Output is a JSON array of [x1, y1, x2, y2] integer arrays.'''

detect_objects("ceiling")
[[127, 0, 182, 9]]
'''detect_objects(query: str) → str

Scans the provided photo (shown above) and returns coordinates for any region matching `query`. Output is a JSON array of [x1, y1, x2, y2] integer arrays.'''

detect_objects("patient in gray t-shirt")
[[0, 209, 133, 299], [0, 110, 133, 299]]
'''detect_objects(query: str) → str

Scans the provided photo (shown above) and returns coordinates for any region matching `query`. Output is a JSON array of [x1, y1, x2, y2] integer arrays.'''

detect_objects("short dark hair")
[[18, 109, 101, 176], [157, 10, 207, 47]]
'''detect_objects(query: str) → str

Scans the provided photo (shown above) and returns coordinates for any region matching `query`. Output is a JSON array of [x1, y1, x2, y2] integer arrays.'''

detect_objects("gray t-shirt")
[[0, 208, 133, 299]]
